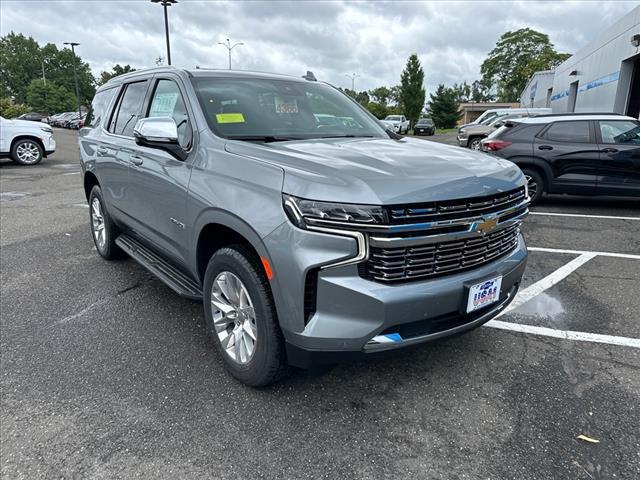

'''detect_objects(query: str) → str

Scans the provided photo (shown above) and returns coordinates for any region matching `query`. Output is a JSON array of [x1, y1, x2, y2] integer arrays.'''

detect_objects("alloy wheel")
[[16, 142, 40, 164], [525, 175, 538, 200], [91, 197, 106, 249], [211, 271, 258, 365]]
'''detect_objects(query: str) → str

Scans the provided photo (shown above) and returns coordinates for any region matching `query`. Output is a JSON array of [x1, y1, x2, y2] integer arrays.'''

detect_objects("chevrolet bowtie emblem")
[[475, 217, 498, 234]]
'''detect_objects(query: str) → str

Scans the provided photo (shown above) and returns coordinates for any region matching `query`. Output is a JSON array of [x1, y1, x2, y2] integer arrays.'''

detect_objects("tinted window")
[[503, 124, 545, 141], [543, 121, 590, 143], [599, 120, 640, 145], [147, 79, 192, 149], [109, 81, 147, 137], [85, 87, 117, 128]]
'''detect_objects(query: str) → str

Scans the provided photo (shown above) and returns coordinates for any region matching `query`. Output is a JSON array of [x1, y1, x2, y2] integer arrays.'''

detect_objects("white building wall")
[[520, 71, 555, 108], [550, 5, 640, 113]]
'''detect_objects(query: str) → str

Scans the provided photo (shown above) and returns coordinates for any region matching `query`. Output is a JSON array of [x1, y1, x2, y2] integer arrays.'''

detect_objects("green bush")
[[0, 97, 31, 118]]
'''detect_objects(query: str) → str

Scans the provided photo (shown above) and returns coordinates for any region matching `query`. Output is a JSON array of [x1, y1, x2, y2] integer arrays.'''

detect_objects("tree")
[[369, 86, 392, 106], [0, 97, 31, 118], [25, 79, 76, 113], [428, 84, 461, 129], [399, 54, 425, 127], [452, 82, 472, 103], [0, 33, 95, 106], [98, 64, 136, 86], [341, 88, 370, 106], [481, 28, 571, 102], [470, 79, 495, 102]]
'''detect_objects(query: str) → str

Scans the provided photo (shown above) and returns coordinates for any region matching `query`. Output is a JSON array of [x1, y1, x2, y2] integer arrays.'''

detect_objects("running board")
[[116, 234, 203, 300]]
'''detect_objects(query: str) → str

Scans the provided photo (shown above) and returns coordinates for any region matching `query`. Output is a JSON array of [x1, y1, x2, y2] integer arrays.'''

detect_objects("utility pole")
[[218, 38, 244, 70], [345, 73, 360, 91], [64, 42, 82, 119], [151, 0, 178, 66]]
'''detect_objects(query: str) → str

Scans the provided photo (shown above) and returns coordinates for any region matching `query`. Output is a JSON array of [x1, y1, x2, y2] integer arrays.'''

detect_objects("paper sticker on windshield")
[[150, 92, 178, 117], [216, 113, 245, 123], [275, 96, 298, 114]]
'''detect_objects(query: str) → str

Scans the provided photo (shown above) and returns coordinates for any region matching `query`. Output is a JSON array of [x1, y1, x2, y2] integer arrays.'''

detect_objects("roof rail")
[[532, 112, 625, 118]]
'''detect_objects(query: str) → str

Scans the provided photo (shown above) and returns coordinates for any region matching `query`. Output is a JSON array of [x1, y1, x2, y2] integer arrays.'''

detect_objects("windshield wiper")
[[227, 135, 300, 143]]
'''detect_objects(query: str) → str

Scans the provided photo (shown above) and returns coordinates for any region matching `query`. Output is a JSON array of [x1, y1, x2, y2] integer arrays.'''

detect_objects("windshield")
[[191, 77, 386, 140], [416, 119, 433, 125], [385, 115, 402, 121]]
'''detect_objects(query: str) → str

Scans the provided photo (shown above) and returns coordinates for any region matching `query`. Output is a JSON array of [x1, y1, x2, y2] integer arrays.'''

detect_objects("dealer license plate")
[[467, 276, 502, 313]]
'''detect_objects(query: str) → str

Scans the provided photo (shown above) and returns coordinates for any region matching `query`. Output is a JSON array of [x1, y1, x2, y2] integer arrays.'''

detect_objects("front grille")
[[387, 186, 526, 224], [363, 223, 520, 283]]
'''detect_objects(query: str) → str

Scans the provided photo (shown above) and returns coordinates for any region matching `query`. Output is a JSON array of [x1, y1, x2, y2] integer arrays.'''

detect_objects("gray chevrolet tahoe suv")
[[79, 67, 529, 386]]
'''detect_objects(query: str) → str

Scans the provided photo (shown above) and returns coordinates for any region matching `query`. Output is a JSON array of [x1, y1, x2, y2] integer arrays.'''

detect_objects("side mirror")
[[133, 117, 187, 161]]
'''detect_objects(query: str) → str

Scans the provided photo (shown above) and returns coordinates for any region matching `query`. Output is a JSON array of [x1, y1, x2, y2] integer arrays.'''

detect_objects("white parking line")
[[529, 246, 640, 260], [530, 211, 640, 221], [498, 253, 596, 316], [485, 320, 640, 349], [482, 249, 640, 348]]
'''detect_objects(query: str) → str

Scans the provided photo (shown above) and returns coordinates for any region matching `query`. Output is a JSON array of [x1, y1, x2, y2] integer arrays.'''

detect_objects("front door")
[[534, 120, 599, 194], [126, 76, 196, 267], [596, 119, 640, 197]]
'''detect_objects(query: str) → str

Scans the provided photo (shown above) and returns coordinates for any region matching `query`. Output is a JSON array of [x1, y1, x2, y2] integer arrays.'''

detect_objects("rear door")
[[534, 120, 599, 194], [101, 80, 150, 222], [125, 75, 196, 266], [596, 119, 640, 196]]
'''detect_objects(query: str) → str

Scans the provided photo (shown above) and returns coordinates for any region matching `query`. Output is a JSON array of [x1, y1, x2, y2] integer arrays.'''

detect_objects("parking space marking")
[[529, 246, 640, 260], [529, 212, 640, 221], [498, 253, 596, 316], [485, 320, 640, 349]]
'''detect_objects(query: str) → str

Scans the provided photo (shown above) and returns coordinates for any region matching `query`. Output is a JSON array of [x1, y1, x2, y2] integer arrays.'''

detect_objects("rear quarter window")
[[503, 124, 545, 141], [85, 87, 117, 128]]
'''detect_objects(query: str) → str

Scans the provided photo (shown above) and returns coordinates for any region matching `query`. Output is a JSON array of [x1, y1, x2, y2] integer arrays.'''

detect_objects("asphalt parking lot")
[[1, 129, 639, 479]]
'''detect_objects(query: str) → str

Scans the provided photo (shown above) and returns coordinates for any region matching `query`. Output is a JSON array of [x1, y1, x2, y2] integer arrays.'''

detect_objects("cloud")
[[0, 0, 635, 95]]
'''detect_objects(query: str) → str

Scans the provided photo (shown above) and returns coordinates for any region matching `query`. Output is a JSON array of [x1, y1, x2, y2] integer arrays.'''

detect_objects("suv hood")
[[4, 118, 45, 130], [225, 137, 524, 205]]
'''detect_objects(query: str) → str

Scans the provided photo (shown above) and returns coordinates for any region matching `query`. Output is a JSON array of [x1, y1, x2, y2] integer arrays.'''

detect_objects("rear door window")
[[108, 81, 148, 137], [543, 121, 591, 143], [598, 120, 640, 145]]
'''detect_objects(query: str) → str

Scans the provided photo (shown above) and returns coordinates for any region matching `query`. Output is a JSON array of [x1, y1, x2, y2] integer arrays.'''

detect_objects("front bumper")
[[457, 134, 468, 147], [265, 221, 527, 368]]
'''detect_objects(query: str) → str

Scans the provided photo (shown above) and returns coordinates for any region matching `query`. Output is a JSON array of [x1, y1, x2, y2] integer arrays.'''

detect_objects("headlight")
[[40, 126, 53, 133], [458, 128, 465, 134], [283, 194, 386, 229]]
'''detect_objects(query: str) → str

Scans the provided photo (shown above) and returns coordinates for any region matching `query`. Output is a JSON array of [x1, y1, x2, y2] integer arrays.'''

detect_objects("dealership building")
[[521, 4, 640, 118]]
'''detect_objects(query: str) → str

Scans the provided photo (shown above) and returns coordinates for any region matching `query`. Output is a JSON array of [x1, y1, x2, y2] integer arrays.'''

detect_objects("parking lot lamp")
[[63, 42, 82, 119], [345, 73, 360, 91], [218, 38, 244, 70], [151, 0, 178, 66]]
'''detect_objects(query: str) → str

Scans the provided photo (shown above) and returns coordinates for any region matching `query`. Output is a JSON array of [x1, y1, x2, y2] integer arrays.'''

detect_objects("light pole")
[[151, 0, 177, 66], [64, 42, 82, 119], [218, 38, 244, 70], [345, 73, 360, 91]]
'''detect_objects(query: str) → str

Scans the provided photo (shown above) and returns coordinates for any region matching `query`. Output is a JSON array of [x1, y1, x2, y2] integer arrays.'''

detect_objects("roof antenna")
[[302, 70, 317, 81]]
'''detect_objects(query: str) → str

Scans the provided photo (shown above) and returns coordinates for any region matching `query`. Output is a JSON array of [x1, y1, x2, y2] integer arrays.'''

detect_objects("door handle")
[[601, 147, 618, 154], [538, 145, 553, 151], [129, 154, 144, 166]]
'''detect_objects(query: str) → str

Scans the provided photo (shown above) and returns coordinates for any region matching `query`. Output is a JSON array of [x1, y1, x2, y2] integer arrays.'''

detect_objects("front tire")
[[89, 186, 123, 260], [203, 246, 288, 386], [468, 137, 482, 150], [11, 139, 43, 165]]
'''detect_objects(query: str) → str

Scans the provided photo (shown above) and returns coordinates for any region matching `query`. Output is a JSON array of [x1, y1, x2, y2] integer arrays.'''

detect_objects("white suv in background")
[[383, 114, 410, 134], [0, 115, 56, 165]]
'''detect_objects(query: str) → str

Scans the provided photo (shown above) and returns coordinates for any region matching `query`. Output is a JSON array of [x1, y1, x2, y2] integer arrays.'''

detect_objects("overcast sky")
[[1, 0, 637, 94]]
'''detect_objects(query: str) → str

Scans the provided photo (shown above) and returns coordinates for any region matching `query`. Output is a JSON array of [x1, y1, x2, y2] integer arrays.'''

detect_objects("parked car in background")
[[0, 115, 56, 165], [80, 67, 528, 386], [413, 118, 435, 136], [68, 116, 86, 130], [50, 112, 76, 127], [481, 113, 640, 204], [384, 114, 410, 134], [16, 112, 48, 122], [458, 113, 533, 149], [459, 107, 551, 130]]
